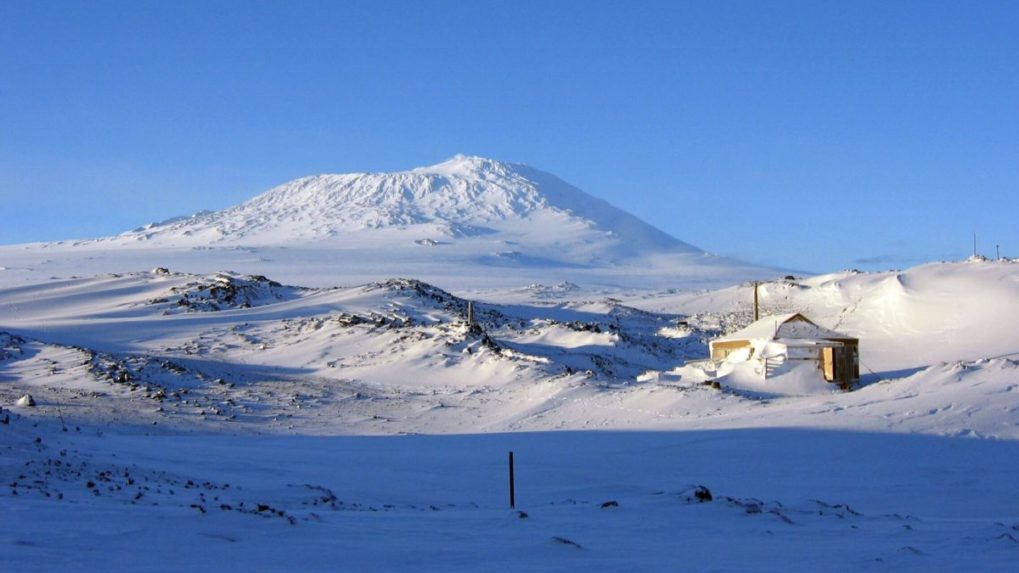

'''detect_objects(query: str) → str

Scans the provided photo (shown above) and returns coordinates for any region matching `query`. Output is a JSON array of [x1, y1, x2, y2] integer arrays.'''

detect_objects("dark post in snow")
[[753, 281, 760, 322], [467, 301, 475, 327], [508, 451, 516, 509]]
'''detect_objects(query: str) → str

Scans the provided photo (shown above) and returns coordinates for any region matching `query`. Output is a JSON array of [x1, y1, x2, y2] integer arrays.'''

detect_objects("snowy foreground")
[[5, 420, 1019, 572], [2, 258, 1019, 571]]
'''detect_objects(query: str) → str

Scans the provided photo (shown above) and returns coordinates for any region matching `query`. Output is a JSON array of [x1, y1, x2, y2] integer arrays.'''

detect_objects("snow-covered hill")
[[2, 259, 1018, 436], [3, 260, 1019, 572], [0, 156, 770, 290]]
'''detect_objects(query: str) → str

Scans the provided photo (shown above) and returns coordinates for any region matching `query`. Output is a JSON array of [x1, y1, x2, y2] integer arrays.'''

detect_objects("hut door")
[[821, 347, 836, 381]]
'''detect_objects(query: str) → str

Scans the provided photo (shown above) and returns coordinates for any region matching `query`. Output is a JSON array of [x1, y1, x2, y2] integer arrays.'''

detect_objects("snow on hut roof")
[[713, 313, 855, 343]]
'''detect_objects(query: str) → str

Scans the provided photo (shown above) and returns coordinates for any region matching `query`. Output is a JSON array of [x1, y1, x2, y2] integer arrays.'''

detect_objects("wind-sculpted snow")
[[0, 271, 716, 433], [3, 261, 1019, 438], [4, 260, 1019, 571], [147, 271, 307, 314]]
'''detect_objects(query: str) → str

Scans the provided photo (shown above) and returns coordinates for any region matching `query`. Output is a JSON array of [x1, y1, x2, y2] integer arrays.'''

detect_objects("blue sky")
[[2, 0, 1017, 273]]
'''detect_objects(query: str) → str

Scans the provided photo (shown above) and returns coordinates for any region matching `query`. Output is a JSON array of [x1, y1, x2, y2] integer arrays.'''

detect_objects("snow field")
[[3, 412, 1018, 572]]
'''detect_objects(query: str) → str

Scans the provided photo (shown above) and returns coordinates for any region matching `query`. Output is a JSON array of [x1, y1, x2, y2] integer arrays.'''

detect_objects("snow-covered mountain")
[[128, 155, 695, 258], [0, 156, 770, 290]]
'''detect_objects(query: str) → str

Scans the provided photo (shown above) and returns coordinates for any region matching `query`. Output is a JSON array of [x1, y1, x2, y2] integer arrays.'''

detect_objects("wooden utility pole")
[[753, 281, 760, 322]]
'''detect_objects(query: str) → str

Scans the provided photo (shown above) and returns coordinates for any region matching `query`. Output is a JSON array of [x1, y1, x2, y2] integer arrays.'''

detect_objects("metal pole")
[[508, 451, 516, 509]]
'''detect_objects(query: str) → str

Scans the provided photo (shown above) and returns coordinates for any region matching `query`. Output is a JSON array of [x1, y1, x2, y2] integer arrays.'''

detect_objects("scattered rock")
[[600, 500, 619, 508], [898, 546, 924, 555], [551, 536, 583, 549], [16, 394, 36, 408], [995, 533, 1019, 544], [678, 485, 713, 503]]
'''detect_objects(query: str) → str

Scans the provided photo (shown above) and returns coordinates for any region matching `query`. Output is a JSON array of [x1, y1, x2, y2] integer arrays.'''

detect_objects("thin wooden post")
[[753, 281, 760, 321], [508, 451, 516, 509], [467, 301, 475, 326]]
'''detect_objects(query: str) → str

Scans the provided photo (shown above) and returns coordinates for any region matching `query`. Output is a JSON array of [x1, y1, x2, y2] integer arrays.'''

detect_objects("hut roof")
[[713, 313, 855, 344]]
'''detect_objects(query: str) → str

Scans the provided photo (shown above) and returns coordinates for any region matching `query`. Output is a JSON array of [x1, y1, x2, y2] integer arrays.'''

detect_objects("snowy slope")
[[627, 258, 1019, 374], [2, 260, 1019, 438], [3, 261, 1019, 571]]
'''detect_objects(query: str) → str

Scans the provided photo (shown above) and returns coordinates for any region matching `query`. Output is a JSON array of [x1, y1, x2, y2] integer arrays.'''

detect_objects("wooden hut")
[[709, 313, 860, 388]]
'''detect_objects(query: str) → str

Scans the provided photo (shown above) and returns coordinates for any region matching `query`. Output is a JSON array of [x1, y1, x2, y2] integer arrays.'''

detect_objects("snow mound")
[[148, 272, 306, 313], [843, 358, 1019, 438], [635, 259, 1019, 374]]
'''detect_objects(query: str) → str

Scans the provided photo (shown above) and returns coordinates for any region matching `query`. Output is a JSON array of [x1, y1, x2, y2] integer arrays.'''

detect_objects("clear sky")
[[2, 0, 1017, 273]]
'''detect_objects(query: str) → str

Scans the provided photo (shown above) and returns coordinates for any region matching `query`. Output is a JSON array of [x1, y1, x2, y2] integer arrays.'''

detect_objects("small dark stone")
[[694, 487, 713, 502], [600, 500, 619, 508]]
